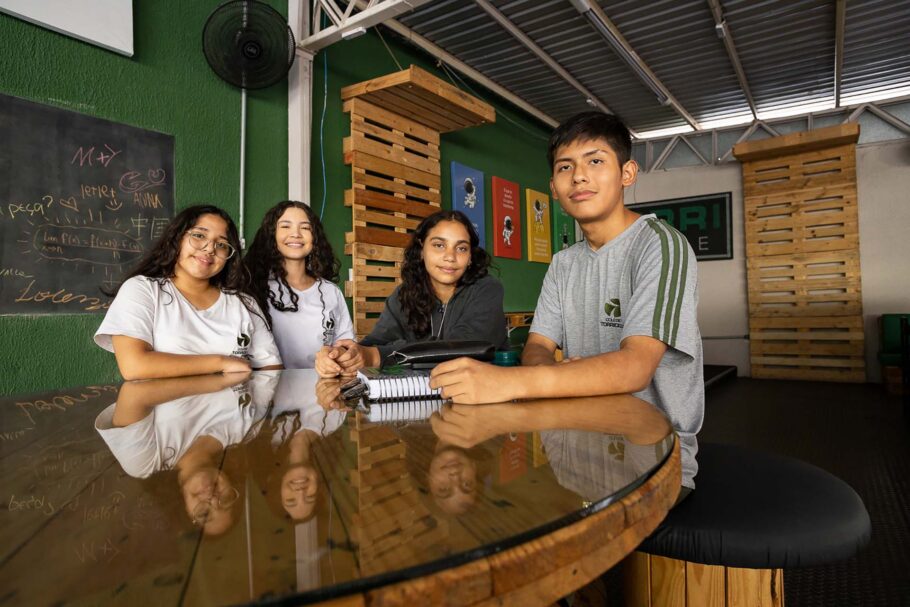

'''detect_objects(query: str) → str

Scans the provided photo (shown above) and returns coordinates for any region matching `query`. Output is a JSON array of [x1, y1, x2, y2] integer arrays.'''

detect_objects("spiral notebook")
[[364, 397, 444, 423], [356, 368, 442, 402]]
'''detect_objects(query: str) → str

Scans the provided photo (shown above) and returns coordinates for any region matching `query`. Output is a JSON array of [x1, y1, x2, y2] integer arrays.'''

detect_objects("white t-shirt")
[[268, 369, 347, 445], [95, 371, 280, 478], [94, 276, 282, 368], [267, 278, 354, 369]]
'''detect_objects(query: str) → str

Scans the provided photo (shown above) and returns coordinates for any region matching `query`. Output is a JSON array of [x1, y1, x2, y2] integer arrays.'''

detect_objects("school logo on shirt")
[[601, 297, 624, 329], [323, 313, 336, 346], [232, 331, 251, 359], [237, 392, 252, 407]]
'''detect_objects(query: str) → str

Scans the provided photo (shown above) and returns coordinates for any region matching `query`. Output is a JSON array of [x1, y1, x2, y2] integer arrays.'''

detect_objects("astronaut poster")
[[492, 176, 521, 259], [450, 162, 486, 248], [525, 188, 552, 263], [552, 201, 577, 254]]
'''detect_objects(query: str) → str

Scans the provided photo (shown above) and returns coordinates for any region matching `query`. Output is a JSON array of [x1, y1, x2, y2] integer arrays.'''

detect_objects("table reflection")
[[0, 370, 676, 606]]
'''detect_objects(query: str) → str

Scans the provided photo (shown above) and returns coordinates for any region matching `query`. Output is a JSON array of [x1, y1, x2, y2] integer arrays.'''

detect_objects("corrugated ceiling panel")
[[842, 0, 910, 99]]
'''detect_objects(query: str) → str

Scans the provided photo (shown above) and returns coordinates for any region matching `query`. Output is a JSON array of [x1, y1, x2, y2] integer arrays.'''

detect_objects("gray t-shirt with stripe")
[[530, 214, 704, 488]]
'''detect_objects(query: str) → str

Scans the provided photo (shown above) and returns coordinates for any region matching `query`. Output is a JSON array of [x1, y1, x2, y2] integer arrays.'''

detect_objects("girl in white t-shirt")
[[244, 201, 357, 370], [95, 205, 283, 379]]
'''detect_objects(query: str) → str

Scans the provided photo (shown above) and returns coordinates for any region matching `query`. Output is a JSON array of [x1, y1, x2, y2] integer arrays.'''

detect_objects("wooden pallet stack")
[[339, 66, 495, 337], [733, 124, 865, 382], [349, 415, 446, 576]]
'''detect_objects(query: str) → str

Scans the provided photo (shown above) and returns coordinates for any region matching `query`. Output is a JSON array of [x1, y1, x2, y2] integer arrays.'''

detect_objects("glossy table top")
[[0, 370, 675, 605]]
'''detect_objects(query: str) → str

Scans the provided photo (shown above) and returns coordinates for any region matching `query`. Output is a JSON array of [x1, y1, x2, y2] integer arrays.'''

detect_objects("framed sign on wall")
[[627, 192, 733, 261]]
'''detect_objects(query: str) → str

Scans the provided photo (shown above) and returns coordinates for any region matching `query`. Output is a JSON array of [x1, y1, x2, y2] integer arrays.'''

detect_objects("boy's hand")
[[430, 402, 513, 448], [429, 357, 518, 404], [315, 378, 347, 410]]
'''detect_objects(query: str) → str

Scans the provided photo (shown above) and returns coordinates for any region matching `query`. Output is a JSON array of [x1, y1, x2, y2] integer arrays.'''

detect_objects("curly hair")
[[243, 201, 340, 329], [400, 210, 491, 338], [104, 204, 251, 301]]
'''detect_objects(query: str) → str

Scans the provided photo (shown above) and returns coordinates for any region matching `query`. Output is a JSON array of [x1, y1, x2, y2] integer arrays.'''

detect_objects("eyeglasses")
[[191, 486, 240, 526], [185, 231, 236, 260]]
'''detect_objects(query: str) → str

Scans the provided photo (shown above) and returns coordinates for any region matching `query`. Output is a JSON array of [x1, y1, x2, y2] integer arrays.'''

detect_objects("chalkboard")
[[627, 192, 733, 261], [0, 93, 174, 314]]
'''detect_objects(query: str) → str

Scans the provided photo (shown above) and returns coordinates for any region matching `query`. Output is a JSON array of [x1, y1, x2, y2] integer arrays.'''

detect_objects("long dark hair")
[[243, 201, 340, 329], [104, 205, 249, 298], [400, 210, 490, 338]]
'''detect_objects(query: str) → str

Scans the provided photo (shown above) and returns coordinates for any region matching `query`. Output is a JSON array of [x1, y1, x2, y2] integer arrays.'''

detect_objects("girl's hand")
[[220, 356, 252, 374], [332, 340, 364, 376], [315, 346, 342, 378]]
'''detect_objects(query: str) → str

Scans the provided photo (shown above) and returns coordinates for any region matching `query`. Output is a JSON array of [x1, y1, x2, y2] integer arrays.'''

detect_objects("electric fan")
[[203, 0, 295, 90]]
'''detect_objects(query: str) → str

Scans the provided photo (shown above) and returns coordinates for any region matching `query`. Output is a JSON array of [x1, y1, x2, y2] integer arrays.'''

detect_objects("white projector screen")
[[0, 0, 134, 56]]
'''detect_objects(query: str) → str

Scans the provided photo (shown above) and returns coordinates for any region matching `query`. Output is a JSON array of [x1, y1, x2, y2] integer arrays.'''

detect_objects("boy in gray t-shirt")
[[431, 111, 704, 490]]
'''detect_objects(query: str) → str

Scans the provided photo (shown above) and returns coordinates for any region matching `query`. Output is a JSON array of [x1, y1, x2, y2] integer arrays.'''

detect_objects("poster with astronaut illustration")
[[525, 188, 552, 263], [450, 162, 486, 249], [552, 201, 578, 254], [492, 176, 521, 259]]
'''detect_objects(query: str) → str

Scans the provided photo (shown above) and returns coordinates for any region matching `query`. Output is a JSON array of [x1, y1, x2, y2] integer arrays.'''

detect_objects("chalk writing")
[[8, 493, 56, 516], [14, 280, 110, 313], [74, 537, 122, 564], [119, 168, 166, 193], [0, 427, 32, 441], [133, 192, 162, 209], [71, 144, 121, 168], [130, 215, 148, 237], [80, 183, 119, 200], [0, 267, 33, 278], [31, 224, 143, 265], [15, 385, 116, 424], [150, 217, 170, 240], [6, 202, 46, 220]]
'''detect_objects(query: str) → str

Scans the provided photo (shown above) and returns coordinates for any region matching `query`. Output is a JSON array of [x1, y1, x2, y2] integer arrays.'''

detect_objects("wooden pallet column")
[[733, 124, 865, 382], [340, 66, 495, 337]]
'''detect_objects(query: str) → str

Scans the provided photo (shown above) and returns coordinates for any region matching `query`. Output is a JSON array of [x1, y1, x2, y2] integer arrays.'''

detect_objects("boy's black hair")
[[547, 111, 632, 169]]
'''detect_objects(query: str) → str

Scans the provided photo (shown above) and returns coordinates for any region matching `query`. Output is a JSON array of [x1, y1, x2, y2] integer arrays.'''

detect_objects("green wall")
[[309, 30, 553, 314], [0, 1, 289, 396]]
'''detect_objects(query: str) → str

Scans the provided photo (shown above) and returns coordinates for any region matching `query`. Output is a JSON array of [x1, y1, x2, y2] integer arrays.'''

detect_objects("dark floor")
[[597, 375, 910, 607]]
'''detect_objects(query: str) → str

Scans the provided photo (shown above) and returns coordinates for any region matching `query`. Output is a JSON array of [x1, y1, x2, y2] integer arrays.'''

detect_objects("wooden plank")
[[750, 355, 864, 369], [350, 458, 408, 489], [352, 264, 401, 279], [351, 172, 441, 205], [363, 88, 454, 132], [622, 552, 651, 607], [354, 300, 388, 314], [353, 489, 421, 527], [351, 115, 440, 159], [749, 315, 863, 330], [345, 188, 438, 218], [345, 132, 440, 176], [354, 207, 422, 231], [345, 97, 439, 144], [650, 555, 686, 607], [350, 241, 405, 262], [358, 441, 406, 469], [348, 226, 411, 248], [743, 167, 856, 198], [686, 562, 725, 607], [348, 150, 440, 190], [409, 65, 495, 124], [350, 280, 397, 299], [380, 85, 481, 133], [340, 68, 413, 101], [733, 123, 860, 161], [725, 566, 780, 607], [354, 316, 379, 336], [751, 366, 866, 382]]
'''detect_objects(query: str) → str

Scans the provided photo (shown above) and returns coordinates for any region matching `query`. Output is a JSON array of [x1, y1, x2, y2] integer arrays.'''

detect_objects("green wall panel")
[[309, 31, 553, 317], [0, 1, 288, 396]]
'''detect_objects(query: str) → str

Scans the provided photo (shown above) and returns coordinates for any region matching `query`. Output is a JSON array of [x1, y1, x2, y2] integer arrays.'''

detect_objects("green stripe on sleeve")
[[663, 221, 682, 343], [646, 219, 670, 340], [671, 228, 689, 346]]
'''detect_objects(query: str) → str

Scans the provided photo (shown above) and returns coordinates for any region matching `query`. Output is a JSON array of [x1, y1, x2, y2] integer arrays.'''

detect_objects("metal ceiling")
[[389, 0, 910, 136]]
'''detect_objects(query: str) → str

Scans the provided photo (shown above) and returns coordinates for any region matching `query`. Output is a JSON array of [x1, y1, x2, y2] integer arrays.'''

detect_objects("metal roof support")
[[298, 0, 433, 52], [834, 0, 846, 107], [471, 0, 619, 121], [652, 136, 680, 171], [707, 0, 758, 119], [569, 0, 700, 130], [865, 104, 910, 135], [372, 10, 560, 128]]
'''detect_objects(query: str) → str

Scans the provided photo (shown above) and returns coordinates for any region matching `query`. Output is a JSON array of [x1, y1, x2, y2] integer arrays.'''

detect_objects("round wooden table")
[[0, 369, 679, 606]]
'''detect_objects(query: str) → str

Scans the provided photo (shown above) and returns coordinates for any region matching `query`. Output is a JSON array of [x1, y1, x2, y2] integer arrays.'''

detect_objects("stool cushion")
[[638, 443, 871, 568]]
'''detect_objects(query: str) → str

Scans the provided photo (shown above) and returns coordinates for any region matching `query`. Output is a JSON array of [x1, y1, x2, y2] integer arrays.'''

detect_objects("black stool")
[[624, 442, 871, 606]]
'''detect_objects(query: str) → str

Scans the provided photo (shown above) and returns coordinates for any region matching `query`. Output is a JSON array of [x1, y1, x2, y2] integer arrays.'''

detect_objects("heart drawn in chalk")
[[148, 169, 166, 184]]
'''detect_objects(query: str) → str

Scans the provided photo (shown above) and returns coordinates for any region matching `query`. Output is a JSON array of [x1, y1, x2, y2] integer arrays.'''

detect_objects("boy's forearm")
[[521, 342, 557, 366], [517, 349, 650, 400]]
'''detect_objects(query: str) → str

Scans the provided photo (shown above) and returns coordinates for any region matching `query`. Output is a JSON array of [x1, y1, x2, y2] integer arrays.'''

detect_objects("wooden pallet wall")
[[340, 66, 494, 337], [734, 124, 865, 382]]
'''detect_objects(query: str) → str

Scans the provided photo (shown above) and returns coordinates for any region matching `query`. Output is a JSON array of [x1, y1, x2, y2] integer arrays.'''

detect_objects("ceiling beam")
[[834, 0, 846, 107], [707, 0, 757, 119], [570, 0, 700, 130], [471, 0, 622, 126], [298, 0, 433, 52]]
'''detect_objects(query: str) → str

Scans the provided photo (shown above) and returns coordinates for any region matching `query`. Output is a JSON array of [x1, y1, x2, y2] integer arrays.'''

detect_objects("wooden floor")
[[592, 375, 910, 607]]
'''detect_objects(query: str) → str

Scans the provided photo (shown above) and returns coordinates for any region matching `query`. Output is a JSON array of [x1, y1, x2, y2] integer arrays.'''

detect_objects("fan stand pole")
[[239, 87, 248, 249]]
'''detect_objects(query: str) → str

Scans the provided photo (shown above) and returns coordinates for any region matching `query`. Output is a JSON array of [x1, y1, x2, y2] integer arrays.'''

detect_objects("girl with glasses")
[[94, 205, 282, 379], [244, 201, 358, 372]]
